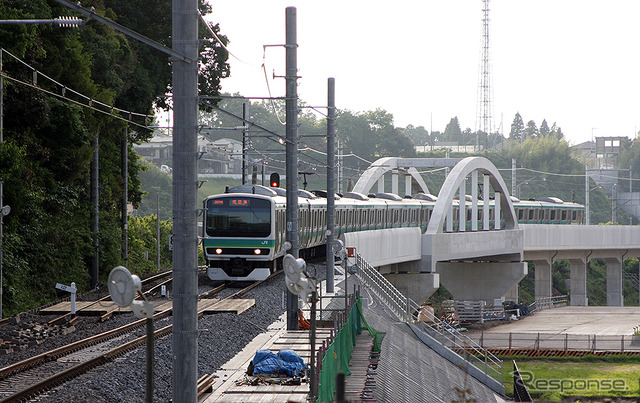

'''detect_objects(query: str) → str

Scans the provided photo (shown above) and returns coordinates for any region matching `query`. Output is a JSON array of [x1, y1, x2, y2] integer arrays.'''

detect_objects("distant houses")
[[134, 131, 242, 175]]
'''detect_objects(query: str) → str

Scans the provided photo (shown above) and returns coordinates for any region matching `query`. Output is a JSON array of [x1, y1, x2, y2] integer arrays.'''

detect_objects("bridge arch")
[[426, 157, 518, 234], [352, 157, 431, 195]]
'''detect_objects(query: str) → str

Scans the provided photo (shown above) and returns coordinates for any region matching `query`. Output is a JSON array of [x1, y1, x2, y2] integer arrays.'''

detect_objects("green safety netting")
[[317, 297, 385, 402]]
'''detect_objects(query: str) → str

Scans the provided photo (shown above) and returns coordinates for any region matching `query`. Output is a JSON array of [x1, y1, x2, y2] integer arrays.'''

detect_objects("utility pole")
[[122, 127, 128, 262], [172, 0, 199, 400], [242, 102, 248, 185], [338, 141, 343, 194], [90, 132, 99, 289], [585, 166, 590, 225], [157, 192, 161, 272], [511, 159, 516, 198], [612, 183, 617, 225], [285, 7, 300, 330], [326, 78, 336, 293], [0, 50, 4, 319]]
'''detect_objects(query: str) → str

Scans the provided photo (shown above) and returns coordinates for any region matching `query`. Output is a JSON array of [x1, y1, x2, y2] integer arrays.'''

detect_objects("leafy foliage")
[[0, 0, 228, 315]]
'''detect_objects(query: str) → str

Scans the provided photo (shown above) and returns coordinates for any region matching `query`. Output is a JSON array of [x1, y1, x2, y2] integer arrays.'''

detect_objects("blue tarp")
[[249, 349, 307, 377]]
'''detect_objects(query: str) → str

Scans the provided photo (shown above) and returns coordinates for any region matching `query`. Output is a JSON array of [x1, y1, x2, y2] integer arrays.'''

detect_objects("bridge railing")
[[532, 295, 568, 311], [353, 253, 503, 384], [467, 332, 640, 352]]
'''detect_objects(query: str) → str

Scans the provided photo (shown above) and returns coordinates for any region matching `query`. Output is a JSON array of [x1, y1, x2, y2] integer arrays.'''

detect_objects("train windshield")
[[206, 197, 271, 237]]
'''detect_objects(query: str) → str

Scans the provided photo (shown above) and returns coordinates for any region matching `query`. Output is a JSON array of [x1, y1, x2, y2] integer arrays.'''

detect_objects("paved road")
[[464, 306, 640, 351], [475, 306, 640, 336]]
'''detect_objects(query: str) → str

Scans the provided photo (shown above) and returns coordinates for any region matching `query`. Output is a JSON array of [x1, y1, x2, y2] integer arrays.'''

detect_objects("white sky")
[[207, 0, 640, 146]]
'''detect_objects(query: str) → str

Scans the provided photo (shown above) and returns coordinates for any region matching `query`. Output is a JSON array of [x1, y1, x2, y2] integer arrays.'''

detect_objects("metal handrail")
[[353, 253, 503, 383], [532, 295, 568, 311]]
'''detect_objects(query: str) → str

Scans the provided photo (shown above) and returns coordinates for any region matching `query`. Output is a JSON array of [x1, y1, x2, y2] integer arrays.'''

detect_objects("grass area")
[[502, 356, 640, 401]]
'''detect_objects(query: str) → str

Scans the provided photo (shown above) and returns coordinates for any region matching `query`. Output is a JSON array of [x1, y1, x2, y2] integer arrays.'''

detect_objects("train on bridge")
[[202, 184, 585, 281]]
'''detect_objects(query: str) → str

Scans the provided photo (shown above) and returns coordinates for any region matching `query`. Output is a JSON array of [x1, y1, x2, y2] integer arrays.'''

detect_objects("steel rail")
[[0, 274, 274, 401]]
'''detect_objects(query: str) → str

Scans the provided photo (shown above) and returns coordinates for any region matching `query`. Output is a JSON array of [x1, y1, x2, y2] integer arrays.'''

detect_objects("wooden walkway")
[[203, 315, 376, 403], [343, 333, 375, 402], [40, 298, 255, 316]]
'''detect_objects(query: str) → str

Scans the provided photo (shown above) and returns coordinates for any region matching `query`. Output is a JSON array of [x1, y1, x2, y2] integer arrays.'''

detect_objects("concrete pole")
[[0, 181, 3, 319], [90, 133, 99, 289], [0, 50, 4, 319], [242, 103, 247, 185], [157, 192, 160, 272], [172, 0, 199, 400], [338, 141, 343, 194], [326, 78, 335, 293], [585, 166, 590, 225], [612, 183, 617, 225], [285, 7, 300, 330], [122, 127, 128, 262], [511, 158, 516, 198]]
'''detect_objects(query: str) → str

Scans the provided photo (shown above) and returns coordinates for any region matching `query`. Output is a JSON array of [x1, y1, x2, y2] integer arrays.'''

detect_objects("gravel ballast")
[[0, 265, 331, 402]]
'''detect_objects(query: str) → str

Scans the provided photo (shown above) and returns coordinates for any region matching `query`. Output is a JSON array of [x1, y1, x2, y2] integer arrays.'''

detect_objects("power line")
[[0, 48, 153, 128]]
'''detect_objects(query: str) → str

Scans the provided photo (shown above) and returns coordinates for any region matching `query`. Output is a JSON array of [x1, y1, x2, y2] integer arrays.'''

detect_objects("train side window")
[[528, 209, 534, 221], [518, 209, 524, 221], [550, 210, 556, 221], [572, 210, 577, 221], [561, 210, 567, 221]]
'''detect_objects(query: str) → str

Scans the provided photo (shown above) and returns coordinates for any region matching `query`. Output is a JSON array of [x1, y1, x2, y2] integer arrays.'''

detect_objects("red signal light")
[[269, 172, 280, 187]]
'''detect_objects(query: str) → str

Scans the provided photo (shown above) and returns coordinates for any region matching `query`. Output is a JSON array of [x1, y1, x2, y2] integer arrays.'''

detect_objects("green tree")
[[443, 117, 462, 142], [540, 119, 550, 137], [0, 0, 229, 315], [524, 120, 539, 140], [402, 125, 429, 147], [510, 112, 525, 141]]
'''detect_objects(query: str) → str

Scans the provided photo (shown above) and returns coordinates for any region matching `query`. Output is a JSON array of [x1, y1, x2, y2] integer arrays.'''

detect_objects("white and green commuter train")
[[202, 184, 585, 281]]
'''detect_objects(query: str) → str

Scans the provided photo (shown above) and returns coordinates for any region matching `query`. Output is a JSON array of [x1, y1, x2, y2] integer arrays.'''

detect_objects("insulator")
[[55, 16, 83, 28]]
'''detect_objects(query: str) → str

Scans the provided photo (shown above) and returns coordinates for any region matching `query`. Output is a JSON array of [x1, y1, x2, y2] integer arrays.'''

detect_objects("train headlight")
[[215, 248, 223, 254], [254, 249, 262, 255]]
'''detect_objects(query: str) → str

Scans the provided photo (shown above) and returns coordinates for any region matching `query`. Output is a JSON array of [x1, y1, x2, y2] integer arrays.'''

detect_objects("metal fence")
[[353, 253, 504, 383], [531, 295, 568, 311], [466, 332, 640, 352]]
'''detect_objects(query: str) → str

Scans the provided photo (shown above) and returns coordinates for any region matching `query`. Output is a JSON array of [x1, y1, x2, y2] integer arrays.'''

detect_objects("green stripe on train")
[[203, 239, 275, 247]]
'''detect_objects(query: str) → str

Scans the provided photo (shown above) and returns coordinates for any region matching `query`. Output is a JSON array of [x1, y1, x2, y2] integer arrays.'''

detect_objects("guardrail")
[[353, 253, 504, 384], [467, 332, 640, 352], [531, 295, 568, 311]]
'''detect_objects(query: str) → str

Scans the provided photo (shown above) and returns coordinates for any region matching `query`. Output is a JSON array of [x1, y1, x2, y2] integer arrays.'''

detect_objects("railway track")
[[0, 270, 282, 402]]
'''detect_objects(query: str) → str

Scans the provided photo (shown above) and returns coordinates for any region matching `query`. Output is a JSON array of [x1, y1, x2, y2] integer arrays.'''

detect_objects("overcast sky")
[[207, 0, 640, 146]]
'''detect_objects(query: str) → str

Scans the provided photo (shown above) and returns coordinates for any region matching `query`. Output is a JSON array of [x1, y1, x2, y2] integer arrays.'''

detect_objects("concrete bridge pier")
[[605, 257, 623, 306], [437, 261, 528, 305], [569, 258, 588, 306], [533, 259, 553, 299], [382, 270, 440, 304]]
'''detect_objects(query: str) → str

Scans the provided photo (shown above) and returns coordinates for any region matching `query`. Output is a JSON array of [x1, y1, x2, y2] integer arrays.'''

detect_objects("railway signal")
[[270, 172, 280, 187]]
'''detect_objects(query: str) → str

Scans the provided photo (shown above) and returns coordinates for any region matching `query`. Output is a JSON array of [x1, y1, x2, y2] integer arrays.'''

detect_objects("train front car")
[[202, 192, 277, 281]]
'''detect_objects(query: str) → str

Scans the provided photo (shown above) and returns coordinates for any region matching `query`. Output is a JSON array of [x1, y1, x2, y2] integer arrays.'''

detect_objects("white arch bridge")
[[343, 156, 640, 306]]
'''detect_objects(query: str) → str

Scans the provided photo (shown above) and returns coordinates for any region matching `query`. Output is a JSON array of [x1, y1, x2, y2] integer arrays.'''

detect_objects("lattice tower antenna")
[[475, 0, 494, 150]]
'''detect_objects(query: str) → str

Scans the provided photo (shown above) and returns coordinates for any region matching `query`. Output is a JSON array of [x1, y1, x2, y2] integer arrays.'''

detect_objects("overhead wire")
[[0, 48, 152, 128], [261, 48, 286, 126]]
